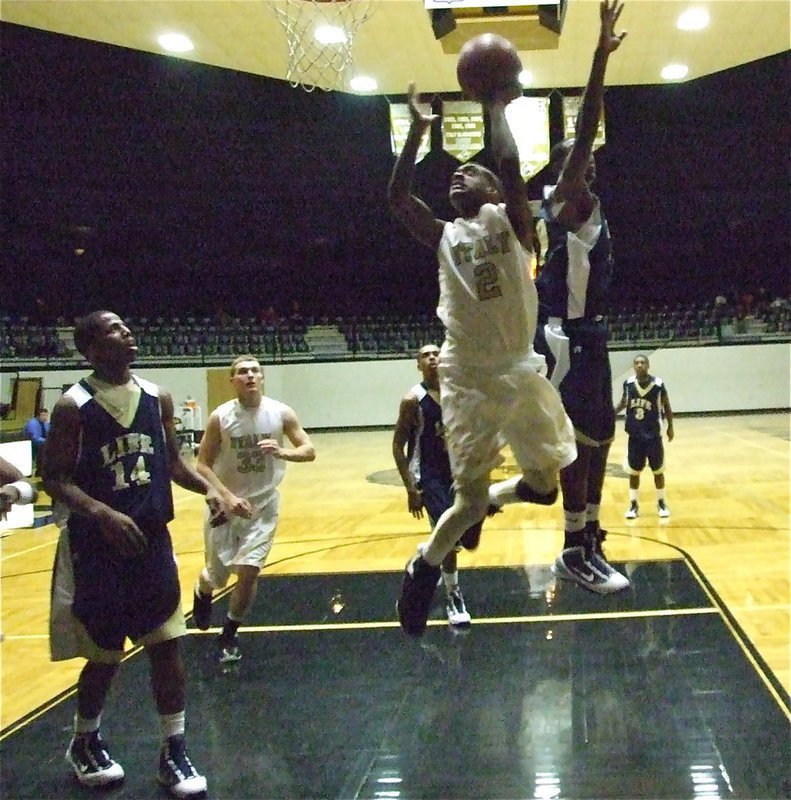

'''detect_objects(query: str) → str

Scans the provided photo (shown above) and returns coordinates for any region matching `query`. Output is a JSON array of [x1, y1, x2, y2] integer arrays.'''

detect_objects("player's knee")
[[203, 567, 228, 591]]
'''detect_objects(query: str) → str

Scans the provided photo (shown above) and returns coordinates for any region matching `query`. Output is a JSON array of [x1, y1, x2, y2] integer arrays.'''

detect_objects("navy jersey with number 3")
[[623, 375, 667, 440]]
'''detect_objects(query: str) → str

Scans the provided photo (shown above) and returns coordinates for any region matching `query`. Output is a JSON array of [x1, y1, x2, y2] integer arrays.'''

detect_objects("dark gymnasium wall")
[[1, 22, 788, 320]]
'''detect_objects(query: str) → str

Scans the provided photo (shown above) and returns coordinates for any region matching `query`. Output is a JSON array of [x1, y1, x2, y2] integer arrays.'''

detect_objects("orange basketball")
[[456, 33, 522, 102]]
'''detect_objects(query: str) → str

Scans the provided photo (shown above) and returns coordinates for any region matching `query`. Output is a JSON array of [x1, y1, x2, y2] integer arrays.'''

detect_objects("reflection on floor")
[[2, 560, 789, 800]]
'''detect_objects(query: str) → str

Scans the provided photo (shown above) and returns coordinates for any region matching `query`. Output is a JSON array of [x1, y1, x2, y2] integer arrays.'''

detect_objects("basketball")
[[456, 33, 522, 102]]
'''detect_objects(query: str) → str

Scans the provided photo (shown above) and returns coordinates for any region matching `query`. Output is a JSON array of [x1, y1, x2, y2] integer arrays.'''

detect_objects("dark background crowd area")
[[1, 23, 788, 327]]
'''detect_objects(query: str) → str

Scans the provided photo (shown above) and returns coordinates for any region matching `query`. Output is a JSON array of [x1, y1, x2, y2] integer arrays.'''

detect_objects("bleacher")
[[1, 297, 789, 367]]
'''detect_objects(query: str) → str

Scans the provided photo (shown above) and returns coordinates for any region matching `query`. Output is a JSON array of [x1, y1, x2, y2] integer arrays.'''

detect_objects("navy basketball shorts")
[[558, 322, 615, 446], [627, 436, 665, 474], [418, 475, 454, 528], [69, 522, 181, 651]]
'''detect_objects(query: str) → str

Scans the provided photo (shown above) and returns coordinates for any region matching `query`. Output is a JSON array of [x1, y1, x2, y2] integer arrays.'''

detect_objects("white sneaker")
[[657, 500, 670, 518], [625, 501, 639, 519], [66, 732, 125, 788], [445, 589, 472, 629], [158, 735, 207, 799], [552, 547, 630, 594]]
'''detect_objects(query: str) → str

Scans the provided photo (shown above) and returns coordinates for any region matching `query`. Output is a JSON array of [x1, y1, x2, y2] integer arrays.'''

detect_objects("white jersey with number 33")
[[437, 202, 537, 367], [211, 397, 287, 510]]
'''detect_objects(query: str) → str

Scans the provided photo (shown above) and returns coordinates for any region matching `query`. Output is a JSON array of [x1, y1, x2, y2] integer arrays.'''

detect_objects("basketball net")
[[270, 0, 375, 92]]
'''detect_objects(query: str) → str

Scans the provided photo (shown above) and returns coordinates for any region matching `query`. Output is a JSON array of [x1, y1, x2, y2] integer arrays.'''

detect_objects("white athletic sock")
[[586, 503, 600, 523], [441, 570, 459, 595], [656, 488, 666, 502], [74, 713, 100, 735], [160, 711, 185, 741], [564, 510, 587, 533], [629, 489, 639, 503]]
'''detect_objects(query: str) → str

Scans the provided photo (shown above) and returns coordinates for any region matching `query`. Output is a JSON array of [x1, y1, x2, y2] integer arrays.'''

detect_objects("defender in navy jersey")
[[393, 344, 479, 630], [532, 0, 630, 595], [44, 311, 223, 798], [614, 354, 675, 519]]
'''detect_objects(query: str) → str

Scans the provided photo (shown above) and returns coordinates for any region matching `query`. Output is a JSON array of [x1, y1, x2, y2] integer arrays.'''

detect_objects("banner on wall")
[[390, 96, 550, 178], [562, 95, 606, 149]]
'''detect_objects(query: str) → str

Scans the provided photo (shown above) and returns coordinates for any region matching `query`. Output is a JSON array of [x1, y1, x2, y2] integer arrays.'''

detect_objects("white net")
[[270, 0, 376, 92]]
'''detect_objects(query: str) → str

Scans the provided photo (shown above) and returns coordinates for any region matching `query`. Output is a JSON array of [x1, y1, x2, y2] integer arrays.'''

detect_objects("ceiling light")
[[349, 75, 377, 92], [677, 8, 710, 31], [661, 64, 689, 80], [315, 25, 347, 45], [157, 33, 194, 53], [518, 69, 533, 86]]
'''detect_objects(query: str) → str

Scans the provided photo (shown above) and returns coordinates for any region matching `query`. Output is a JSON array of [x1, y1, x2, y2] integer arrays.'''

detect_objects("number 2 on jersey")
[[474, 262, 503, 301]]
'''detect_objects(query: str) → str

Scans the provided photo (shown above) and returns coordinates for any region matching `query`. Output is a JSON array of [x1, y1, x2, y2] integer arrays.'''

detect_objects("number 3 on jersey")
[[111, 456, 152, 491], [474, 262, 503, 301]]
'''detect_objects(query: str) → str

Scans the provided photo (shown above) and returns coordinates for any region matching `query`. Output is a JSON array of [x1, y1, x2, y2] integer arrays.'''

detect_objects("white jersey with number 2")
[[437, 202, 537, 368]]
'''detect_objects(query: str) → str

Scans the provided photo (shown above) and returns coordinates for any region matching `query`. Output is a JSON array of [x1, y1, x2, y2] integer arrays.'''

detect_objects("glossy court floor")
[[1, 416, 789, 800], [2, 557, 790, 800]]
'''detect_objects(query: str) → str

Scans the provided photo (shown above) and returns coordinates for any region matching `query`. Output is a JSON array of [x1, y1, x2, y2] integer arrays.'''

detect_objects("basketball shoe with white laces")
[[158, 734, 207, 798], [625, 500, 639, 519], [657, 499, 670, 518], [218, 635, 242, 664], [445, 588, 472, 629], [66, 731, 125, 787], [553, 522, 630, 595]]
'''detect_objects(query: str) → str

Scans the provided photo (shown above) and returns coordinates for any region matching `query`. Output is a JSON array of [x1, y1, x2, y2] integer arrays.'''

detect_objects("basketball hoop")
[[270, 0, 375, 92]]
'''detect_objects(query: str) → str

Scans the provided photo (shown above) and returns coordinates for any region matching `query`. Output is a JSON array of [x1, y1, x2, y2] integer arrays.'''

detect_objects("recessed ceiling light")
[[677, 8, 710, 31], [349, 75, 377, 92], [661, 63, 689, 80], [315, 25, 347, 45], [157, 33, 194, 53], [518, 69, 533, 86]]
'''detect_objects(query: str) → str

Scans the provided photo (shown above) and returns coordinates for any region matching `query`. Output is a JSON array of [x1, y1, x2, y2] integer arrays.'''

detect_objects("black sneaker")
[[396, 553, 441, 637], [587, 521, 608, 558], [66, 731, 125, 787], [552, 546, 629, 594], [218, 635, 242, 664], [158, 734, 207, 798], [657, 499, 670, 518], [192, 586, 212, 631], [625, 500, 639, 519]]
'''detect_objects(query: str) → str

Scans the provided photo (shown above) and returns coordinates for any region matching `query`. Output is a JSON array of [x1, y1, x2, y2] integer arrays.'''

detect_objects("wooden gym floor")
[[1, 412, 789, 798]]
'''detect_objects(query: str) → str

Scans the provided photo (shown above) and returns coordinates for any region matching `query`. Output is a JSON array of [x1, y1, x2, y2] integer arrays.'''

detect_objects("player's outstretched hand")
[[481, 78, 522, 107], [406, 83, 438, 131], [599, 0, 627, 53]]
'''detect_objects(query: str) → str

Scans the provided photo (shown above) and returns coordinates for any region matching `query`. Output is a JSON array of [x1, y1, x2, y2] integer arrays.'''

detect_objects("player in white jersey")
[[389, 83, 577, 636], [191, 355, 315, 662]]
